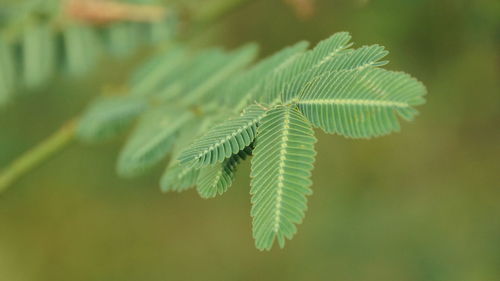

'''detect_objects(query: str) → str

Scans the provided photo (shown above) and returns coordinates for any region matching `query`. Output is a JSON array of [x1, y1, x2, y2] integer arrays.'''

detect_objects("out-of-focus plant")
[[0, 0, 179, 106], [0, 1, 426, 251]]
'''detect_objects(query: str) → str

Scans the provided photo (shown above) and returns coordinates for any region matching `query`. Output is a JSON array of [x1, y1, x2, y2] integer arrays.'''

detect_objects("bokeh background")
[[1, 0, 500, 280]]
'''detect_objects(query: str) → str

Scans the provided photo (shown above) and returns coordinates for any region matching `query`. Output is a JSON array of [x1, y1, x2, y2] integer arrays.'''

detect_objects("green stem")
[[0, 119, 77, 194]]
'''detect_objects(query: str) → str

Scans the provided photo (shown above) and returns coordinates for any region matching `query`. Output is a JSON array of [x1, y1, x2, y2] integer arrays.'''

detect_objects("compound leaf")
[[77, 96, 148, 142], [282, 44, 389, 102], [160, 162, 200, 193], [181, 43, 259, 104], [117, 107, 192, 177], [160, 117, 218, 193], [228, 40, 309, 109], [260, 32, 352, 104], [250, 106, 317, 250], [178, 104, 266, 168], [130, 46, 187, 97], [196, 146, 253, 198], [297, 68, 426, 138]]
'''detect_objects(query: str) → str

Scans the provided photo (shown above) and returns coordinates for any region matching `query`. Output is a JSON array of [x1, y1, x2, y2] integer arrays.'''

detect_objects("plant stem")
[[0, 119, 77, 194]]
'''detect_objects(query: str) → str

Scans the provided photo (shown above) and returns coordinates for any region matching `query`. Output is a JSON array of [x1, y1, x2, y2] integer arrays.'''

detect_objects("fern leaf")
[[77, 96, 148, 142], [297, 68, 427, 138], [160, 162, 200, 193], [160, 118, 216, 193], [228, 41, 310, 110], [298, 31, 353, 70], [282, 44, 388, 102], [130, 46, 186, 97], [181, 44, 259, 104], [117, 107, 192, 177], [250, 106, 317, 250], [260, 32, 352, 104], [178, 104, 266, 168], [142, 48, 226, 101], [196, 145, 253, 198]]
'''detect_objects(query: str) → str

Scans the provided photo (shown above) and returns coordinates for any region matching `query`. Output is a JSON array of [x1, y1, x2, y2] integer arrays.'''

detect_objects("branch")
[[0, 119, 77, 194]]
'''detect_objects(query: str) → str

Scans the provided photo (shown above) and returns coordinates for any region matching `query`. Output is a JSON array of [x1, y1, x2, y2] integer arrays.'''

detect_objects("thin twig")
[[0, 119, 77, 194]]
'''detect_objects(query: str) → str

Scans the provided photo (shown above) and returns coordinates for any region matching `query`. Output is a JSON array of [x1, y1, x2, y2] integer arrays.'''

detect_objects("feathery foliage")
[[197, 145, 253, 198], [77, 96, 148, 142], [178, 105, 266, 168], [3, 23, 426, 250], [0, 0, 177, 107], [250, 106, 316, 250], [117, 107, 193, 177], [297, 68, 426, 138], [72, 31, 426, 250]]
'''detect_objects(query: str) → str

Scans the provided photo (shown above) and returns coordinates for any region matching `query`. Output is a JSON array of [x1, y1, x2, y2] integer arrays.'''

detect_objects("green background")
[[1, 0, 500, 280]]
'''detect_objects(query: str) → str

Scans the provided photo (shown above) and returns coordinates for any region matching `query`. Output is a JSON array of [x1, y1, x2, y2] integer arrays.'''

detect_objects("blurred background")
[[1, 0, 500, 280]]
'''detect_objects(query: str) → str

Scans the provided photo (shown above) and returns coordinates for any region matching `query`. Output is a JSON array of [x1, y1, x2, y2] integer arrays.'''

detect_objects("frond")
[[130, 46, 187, 97], [181, 43, 259, 104], [160, 161, 200, 193], [250, 106, 317, 250], [297, 68, 427, 138], [298, 31, 353, 70], [159, 118, 216, 193], [259, 32, 352, 104], [116, 107, 193, 177], [77, 96, 148, 142], [228, 41, 309, 108], [178, 104, 266, 168], [196, 145, 253, 198], [282, 44, 389, 102]]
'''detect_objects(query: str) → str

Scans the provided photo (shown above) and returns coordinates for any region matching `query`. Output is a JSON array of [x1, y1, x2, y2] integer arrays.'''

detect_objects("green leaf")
[[63, 24, 101, 76], [196, 146, 252, 198], [117, 107, 193, 177], [297, 31, 353, 70], [178, 104, 266, 168], [297, 68, 426, 138], [0, 38, 16, 106], [130, 46, 187, 97], [282, 44, 389, 103], [22, 24, 56, 88], [146, 15, 178, 44], [77, 96, 148, 142], [250, 106, 317, 250], [225, 41, 310, 109], [181, 44, 259, 104], [160, 162, 200, 193], [160, 118, 215, 193], [105, 22, 138, 58], [259, 32, 352, 104]]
